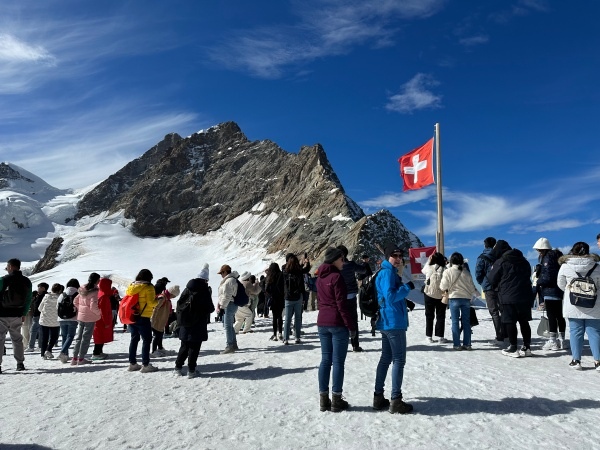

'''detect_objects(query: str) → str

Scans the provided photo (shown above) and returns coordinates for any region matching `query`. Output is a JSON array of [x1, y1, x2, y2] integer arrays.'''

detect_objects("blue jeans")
[[224, 302, 238, 347], [318, 326, 349, 394], [128, 317, 152, 365], [284, 299, 303, 341], [28, 316, 41, 349], [569, 318, 600, 361], [449, 298, 471, 347], [375, 329, 407, 400], [60, 321, 78, 356]]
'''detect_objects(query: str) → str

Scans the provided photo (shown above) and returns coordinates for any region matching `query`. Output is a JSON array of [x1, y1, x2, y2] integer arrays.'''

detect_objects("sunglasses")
[[390, 253, 403, 259]]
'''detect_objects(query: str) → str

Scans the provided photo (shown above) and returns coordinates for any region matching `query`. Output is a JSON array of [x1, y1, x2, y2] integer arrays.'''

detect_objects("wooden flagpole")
[[435, 123, 444, 255]]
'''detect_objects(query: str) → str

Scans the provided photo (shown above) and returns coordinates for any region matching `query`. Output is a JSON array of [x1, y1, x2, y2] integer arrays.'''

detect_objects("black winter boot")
[[389, 397, 413, 414], [319, 393, 331, 412], [373, 392, 390, 410], [331, 393, 349, 412]]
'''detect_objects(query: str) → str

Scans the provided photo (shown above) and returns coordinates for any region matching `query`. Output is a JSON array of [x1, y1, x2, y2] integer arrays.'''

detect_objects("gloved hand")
[[406, 299, 415, 311], [406, 281, 415, 290], [349, 330, 357, 339]]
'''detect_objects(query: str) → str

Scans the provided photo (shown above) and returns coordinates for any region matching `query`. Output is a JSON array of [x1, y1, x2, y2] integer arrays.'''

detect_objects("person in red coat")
[[92, 278, 114, 360]]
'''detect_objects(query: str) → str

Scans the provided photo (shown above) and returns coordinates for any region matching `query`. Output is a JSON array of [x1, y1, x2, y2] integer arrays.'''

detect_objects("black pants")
[[545, 300, 566, 333], [506, 321, 532, 348], [424, 294, 446, 338], [40, 325, 59, 355], [176, 341, 202, 371], [347, 297, 360, 349], [485, 290, 504, 340], [93, 343, 104, 356], [152, 329, 164, 352], [272, 306, 283, 335]]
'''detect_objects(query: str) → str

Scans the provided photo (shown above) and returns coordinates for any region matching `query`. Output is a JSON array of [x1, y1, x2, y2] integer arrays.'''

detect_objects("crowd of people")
[[1, 232, 599, 414]]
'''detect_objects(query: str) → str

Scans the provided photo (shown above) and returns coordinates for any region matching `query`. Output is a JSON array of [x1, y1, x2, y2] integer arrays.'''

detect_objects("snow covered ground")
[[2, 304, 600, 449]]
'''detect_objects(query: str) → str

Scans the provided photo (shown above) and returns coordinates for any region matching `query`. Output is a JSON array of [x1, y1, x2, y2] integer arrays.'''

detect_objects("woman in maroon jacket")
[[316, 247, 356, 413]]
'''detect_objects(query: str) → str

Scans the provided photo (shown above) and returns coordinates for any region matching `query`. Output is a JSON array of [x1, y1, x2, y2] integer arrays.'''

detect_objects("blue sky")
[[2, 0, 600, 268]]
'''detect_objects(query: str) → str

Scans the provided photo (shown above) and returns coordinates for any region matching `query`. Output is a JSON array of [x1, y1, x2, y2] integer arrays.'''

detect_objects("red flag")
[[398, 138, 434, 191], [409, 246, 437, 280]]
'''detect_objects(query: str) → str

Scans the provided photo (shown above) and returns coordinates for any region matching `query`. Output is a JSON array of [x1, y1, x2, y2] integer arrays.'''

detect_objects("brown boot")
[[319, 393, 331, 412], [389, 397, 413, 414], [331, 393, 349, 412], [373, 392, 390, 410]]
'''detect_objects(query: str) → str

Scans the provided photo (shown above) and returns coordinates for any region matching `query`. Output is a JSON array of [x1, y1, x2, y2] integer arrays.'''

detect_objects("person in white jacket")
[[440, 253, 479, 351], [421, 252, 447, 344], [234, 272, 254, 334], [217, 265, 239, 354], [38, 283, 62, 359], [557, 241, 600, 371]]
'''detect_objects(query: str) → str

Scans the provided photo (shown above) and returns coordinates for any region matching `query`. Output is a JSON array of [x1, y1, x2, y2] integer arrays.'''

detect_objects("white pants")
[[233, 306, 253, 333]]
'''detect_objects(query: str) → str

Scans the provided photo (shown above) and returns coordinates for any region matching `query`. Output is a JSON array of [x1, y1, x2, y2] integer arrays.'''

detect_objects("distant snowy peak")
[[0, 162, 69, 203]]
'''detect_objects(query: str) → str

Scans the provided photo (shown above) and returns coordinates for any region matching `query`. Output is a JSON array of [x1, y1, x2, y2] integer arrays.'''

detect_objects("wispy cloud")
[[207, 0, 446, 78], [491, 0, 550, 23], [360, 187, 435, 209], [510, 219, 587, 234], [385, 73, 442, 113], [459, 35, 489, 47]]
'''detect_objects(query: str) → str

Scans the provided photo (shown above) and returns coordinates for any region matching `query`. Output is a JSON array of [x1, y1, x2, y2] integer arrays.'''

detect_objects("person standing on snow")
[[217, 265, 239, 354], [476, 237, 504, 343], [336, 245, 367, 352]]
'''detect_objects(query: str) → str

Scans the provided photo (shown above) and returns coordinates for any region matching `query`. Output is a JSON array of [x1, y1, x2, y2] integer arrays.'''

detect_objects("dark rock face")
[[75, 121, 422, 262], [0, 163, 34, 189], [32, 237, 63, 274]]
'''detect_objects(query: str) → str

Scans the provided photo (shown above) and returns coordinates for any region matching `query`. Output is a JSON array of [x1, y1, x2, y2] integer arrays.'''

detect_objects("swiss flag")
[[409, 246, 437, 280], [398, 138, 435, 191]]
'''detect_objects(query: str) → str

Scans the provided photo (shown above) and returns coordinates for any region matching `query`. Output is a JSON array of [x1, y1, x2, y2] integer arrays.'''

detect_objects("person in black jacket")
[[475, 237, 504, 342], [265, 262, 285, 341], [0, 258, 33, 373], [337, 245, 367, 352], [174, 266, 215, 378], [487, 240, 533, 358], [26, 282, 48, 352]]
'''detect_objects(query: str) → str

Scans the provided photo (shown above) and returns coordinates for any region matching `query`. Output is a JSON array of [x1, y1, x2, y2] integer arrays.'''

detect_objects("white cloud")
[[385, 73, 442, 114], [459, 35, 489, 47], [207, 0, 446, 78], [510, 219, 586, 234], [360, 187, 434, 209]]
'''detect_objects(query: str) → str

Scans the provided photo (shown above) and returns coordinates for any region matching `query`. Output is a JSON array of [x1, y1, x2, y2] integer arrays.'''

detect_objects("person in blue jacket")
[[373, 244, 416, 414]]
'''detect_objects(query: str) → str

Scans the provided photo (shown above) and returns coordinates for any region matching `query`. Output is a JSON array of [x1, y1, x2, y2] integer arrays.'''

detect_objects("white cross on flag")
[[398, 138, 435, 191], [409, 246, 437, 280]]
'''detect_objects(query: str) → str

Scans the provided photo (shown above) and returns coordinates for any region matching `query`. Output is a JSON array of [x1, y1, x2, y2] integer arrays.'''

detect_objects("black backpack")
[[284, 272, 303, 300], [176, 286, 215, 327], [358, 270, 381, 318], [1, 284, 26, 309], [57, 292, 78, 319], [232, 280, 250, 306]]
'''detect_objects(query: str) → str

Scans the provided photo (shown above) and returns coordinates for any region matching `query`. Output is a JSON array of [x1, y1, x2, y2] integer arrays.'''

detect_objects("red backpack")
[[118, 293, 145, 325]]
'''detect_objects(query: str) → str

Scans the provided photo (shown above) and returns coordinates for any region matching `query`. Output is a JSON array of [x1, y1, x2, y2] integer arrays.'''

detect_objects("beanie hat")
[[533, 237, 552, 250], [168, 285, 180, 298], [384, 243, 403, 259], [197, 263, 209, 281], [324, 247, 344, 264]]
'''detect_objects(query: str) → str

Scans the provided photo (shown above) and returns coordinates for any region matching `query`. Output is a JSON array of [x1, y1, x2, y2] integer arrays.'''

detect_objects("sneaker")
[[187, 370, 198, 379], [140, 364, 158, 373], [77, 358, 91, 365], [295, 339, 302, 344], [453, 346, 463, 351], [519, 346, 532, 357], [502, 345, 521, 358], [92, 354, 108, 361], [437, 337, 447, 344], [557, 338, 569, 350], [43, 351, 54, 360], [278, 333, 283, 340], [542, 340, 560, 351], [595, 362, 600, 372], [58, 353, 69, 364], [569, 360, 582, 370], [16, 362, 25, 371], [150, 350, 165, 358], [70, 358, 79, 366], [352, 346, 363, 352], [283, 340, 289, 345], [269, 334, 278, 341], [425, 337, 438, 343], [462, 345, 472, 351], [25, 347, 35, 353], [128, 363, 142, 372], [174, 367, 183, 376], [220, 346, 235, 354]]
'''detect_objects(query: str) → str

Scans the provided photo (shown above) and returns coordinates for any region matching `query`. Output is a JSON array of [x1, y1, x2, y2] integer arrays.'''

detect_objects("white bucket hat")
[[239, 271, 251, 281], [533, 237, 552, 250]]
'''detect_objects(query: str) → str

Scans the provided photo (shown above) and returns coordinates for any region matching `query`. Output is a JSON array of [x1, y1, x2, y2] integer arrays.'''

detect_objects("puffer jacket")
[[38, 292, 60, 327], [422, 264, 444, 299], [218, 274, 238, 309], [440, 265, 479, 299], [94, 278, 114, 345], [125, 281, 157, 319], [558, 254, 600, 320], [475, 248, 495, 292], [536, 250, 563, 300], [375, 260, 412, 331], [487, 248, 533, 305], [75, 285, 102, 322]]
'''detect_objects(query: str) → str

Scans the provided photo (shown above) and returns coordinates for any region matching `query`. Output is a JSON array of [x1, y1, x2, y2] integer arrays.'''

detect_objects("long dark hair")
[[135, 269, 153, 283], [429, 252, 446, 267], [266, 262, 281, 284], [85, 273, 100, 291], [284, 254, 301, 273], [569, 242, 590, 256]]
